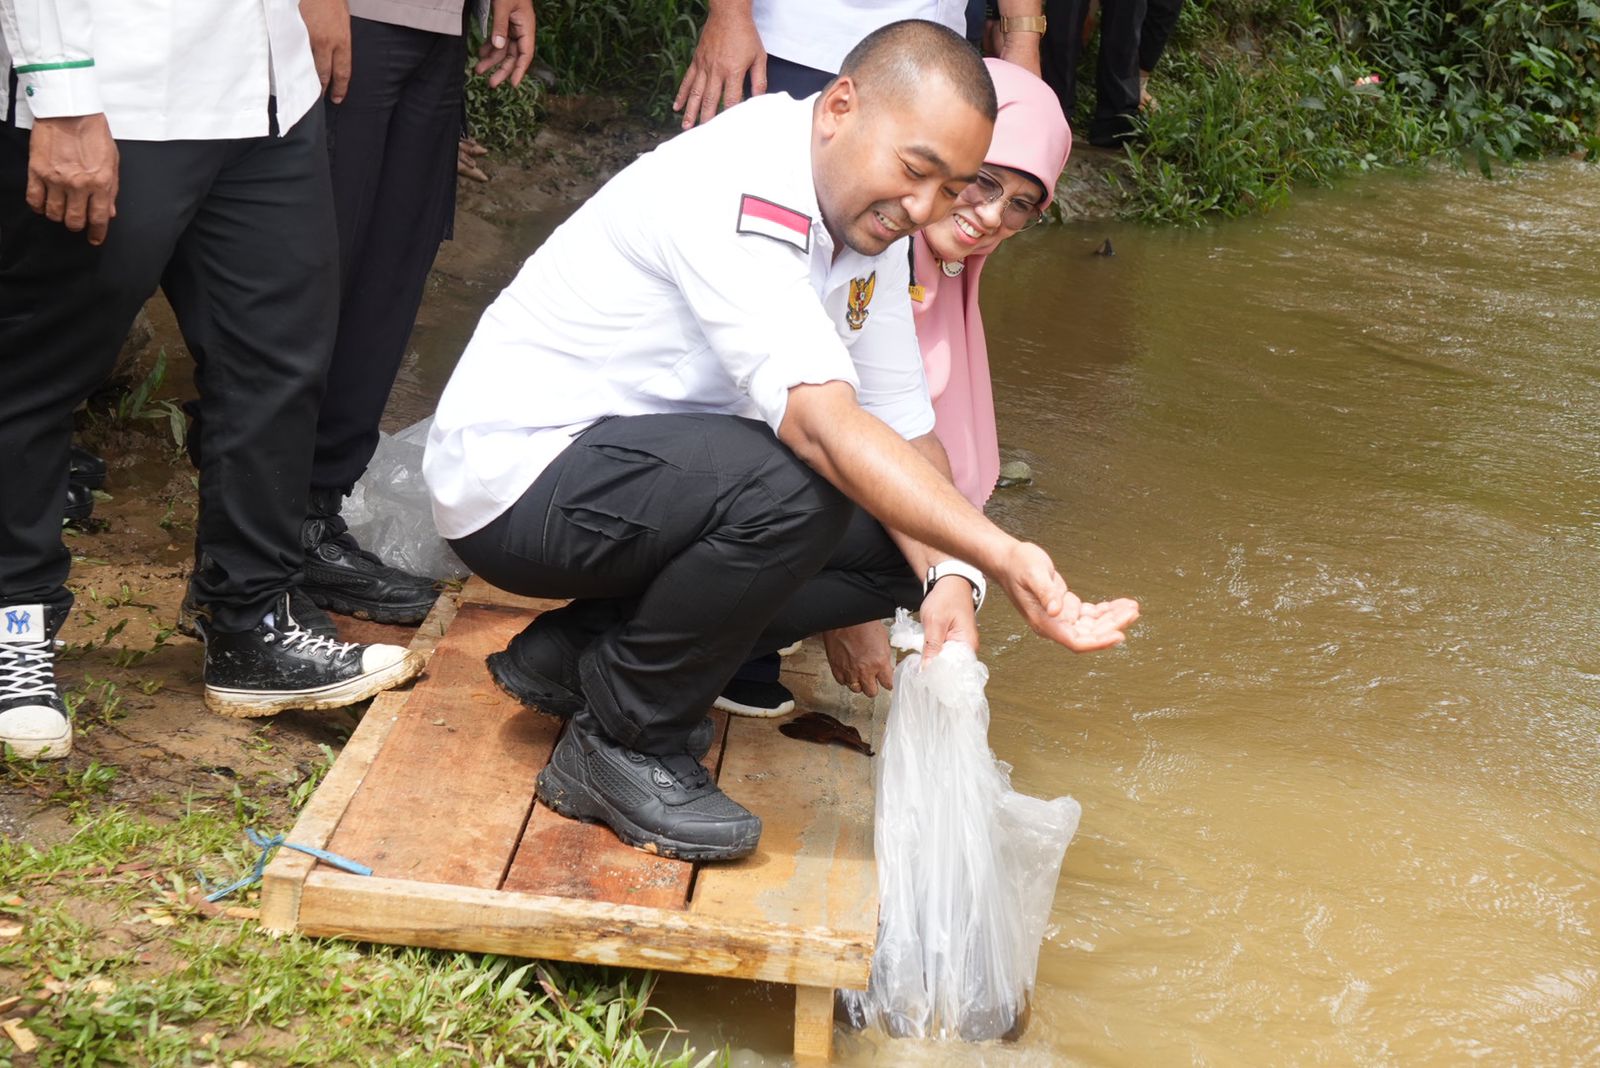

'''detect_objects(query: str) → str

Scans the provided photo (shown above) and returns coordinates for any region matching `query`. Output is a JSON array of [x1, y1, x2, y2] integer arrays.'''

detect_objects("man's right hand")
[[27, 114, 119, 246], [995, 541, 1139, 652], [672, 4, 766, 131], [300, 0, 353, 103]]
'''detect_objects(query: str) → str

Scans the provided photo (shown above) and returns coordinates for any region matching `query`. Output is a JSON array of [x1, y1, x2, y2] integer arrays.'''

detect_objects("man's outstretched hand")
[[995, 541, 1139, 652], [27, 114, 119, 246]]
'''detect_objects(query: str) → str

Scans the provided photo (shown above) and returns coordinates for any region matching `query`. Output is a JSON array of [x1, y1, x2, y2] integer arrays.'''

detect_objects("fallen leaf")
[[0, 895, 21, 908], [200, 1031, 217, 1045], [0, 997, 18, 1015], [143, 908, 176, 927], [0, 924, 22, 939], [85, 978, 115, 996], [431, 718, 447, 726], [2, 1018, 39, 1054], [779, 710, 875, 756], [223, 907, 259, 921]]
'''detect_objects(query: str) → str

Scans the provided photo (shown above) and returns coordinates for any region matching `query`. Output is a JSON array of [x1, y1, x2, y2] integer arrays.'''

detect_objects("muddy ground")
[[0, 99, 1126, 848]]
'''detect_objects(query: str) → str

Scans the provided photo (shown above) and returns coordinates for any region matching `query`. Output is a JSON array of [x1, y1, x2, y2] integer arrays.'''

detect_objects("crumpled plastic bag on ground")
[[341, 416, 469, 582], [841, 611, 1082, 1042]]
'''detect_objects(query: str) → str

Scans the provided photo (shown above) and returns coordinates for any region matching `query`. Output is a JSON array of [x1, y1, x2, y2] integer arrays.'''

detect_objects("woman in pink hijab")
[[822, 58, 1075, 693]]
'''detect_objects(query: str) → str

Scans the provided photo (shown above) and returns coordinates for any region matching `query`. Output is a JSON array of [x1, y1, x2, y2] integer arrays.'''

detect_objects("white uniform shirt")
[[0, 0, 320, 141], [753, 0, 969, 74], [425, 92, 935, 539]]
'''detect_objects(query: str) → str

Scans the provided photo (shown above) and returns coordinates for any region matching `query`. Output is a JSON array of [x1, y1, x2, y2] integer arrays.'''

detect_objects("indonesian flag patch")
[[736, 194, 811, 253]]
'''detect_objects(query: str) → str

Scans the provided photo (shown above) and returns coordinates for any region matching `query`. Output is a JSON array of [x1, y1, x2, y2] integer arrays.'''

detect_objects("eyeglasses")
[[958, 169, 1046, 231]]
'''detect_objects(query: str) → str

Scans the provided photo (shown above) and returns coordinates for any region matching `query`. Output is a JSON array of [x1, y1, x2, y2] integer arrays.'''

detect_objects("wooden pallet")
[[261, 579, 885, 1061]]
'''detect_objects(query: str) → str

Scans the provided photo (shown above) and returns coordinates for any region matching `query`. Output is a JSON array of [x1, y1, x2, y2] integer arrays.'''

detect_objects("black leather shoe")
[[301, 512, 440, 625], [64, 482, 94, 524], [536, 712, 760, 861], [489, 615, 716, 758], [178, 580, 336, 641], [203, 592, 422, 718], [68, 445, 107, 490]]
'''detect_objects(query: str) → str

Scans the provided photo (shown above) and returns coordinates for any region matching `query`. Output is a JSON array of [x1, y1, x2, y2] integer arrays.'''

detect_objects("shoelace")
[[0, 637, 56, 701], [279, 625, 357, 659], [659, 752, 711, 792]]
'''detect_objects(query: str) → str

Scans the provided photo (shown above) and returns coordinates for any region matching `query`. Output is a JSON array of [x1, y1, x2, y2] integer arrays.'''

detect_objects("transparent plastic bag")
[[841, 611, 1082, 1042], [342, 416, 469, 582]]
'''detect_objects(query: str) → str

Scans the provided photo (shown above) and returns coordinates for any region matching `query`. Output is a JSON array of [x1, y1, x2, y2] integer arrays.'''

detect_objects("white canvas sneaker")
[[0, 604, 72, 760]]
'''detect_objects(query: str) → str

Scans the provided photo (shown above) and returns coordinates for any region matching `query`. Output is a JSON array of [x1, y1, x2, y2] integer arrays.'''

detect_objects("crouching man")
[[424, 19, 1139, 861]]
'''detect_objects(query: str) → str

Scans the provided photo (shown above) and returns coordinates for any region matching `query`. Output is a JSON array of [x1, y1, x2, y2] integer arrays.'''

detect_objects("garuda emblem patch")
[[846, 271, 876, 331]]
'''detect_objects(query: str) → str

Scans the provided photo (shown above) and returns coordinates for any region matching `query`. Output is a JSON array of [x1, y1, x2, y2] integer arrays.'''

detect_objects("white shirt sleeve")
[[650, 195, 862, 434], [847, 251, 938, 440], [0, 0, 103, 119]]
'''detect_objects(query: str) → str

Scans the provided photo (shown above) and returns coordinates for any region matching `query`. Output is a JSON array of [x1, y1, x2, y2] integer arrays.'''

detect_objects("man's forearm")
[[779, 383, 1015, 578], [886, 432, 968, 581]]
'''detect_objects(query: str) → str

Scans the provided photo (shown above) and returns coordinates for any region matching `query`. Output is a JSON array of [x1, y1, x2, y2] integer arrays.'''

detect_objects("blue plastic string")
[[199, 827, 372, 902]]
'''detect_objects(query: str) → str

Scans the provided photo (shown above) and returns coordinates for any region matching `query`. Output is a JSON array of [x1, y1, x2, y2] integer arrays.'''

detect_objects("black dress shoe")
[[64, 482, 94, 524], [203, 592, 422, 718], [489, 613, 716, 758], [301, 513, 440, 625], [536, 712, 760, 861], [68, 445, 107, 490]]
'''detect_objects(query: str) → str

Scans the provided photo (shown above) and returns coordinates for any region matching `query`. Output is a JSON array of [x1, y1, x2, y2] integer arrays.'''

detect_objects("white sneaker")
[[0, 604, 72, 760]]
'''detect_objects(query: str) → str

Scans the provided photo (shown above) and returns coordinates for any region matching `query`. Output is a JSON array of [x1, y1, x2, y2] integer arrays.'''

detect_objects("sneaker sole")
[[204, 650, 425, 718], [486, 651, 584, 717], [711, 694, 796, 719], [303, 588, 438, 626], [536, 756, 760, 862], [1, 726, 73, 761]]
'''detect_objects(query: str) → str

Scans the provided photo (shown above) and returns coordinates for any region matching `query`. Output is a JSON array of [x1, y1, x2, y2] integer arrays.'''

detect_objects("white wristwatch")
[[923, 560, 986, 612]]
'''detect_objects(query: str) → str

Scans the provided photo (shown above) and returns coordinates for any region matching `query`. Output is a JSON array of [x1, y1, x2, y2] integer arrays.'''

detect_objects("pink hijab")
[[914, 59, 1072, 507]]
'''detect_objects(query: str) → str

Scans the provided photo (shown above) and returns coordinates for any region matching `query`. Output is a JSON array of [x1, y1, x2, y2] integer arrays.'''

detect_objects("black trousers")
[[1042, 0, 1147, 144], [0, 106, 338, 632], [313, 17, 464, 496], [450, 414, 922, 754], [1140, 0, 1184, 74]]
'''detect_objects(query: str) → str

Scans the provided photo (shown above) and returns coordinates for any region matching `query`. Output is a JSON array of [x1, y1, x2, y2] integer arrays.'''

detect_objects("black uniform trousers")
[[1042, 0, 1147, 145], [313, 16, 464, 496], [0, 105, 338, 633], [450, 413, 922, 755]]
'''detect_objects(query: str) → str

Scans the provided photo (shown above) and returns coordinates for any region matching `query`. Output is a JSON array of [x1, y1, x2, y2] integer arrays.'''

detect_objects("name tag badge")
[[908, 283, 926, 303]]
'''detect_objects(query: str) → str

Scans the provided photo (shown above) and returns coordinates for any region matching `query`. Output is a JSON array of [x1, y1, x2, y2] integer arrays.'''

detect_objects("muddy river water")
[[401, 160, 1600, 1065]]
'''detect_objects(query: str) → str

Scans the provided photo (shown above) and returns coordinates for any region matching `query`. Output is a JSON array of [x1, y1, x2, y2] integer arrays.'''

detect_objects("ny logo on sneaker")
[[5, 610, 31, 635]]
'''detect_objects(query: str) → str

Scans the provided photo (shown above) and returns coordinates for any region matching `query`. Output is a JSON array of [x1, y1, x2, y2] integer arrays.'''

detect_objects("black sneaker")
[[178, 581, 336, 642], [64, 481, 94, 524], [301, 511, 440, 625], [0, 604, 71, 760], [68, 445, 107, 490], [713, 678, 795, 718], [203, 592, 423, 718], [489, 616, 716, 758], [536, 713, 760, 861]]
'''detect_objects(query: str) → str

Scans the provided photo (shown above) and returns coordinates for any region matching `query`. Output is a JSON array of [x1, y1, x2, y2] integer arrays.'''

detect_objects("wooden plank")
[[460, 575, 567, 613], [793, 985, 836, 1062], [500, 711, 731, 908], [261, 591, 459, 932], [295, 870, 871, 988], [687, 645, 883, 986], [322, 601, 553, 887]]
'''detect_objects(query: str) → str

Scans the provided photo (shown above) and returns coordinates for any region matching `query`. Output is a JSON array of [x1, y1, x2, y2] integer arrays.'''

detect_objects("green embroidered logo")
[[24, 86, 33, 96]]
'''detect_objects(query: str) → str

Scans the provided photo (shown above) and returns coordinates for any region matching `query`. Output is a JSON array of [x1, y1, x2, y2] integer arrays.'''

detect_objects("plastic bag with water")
[[341, 415, 469, 582], [841, 611, 1082, 1042]]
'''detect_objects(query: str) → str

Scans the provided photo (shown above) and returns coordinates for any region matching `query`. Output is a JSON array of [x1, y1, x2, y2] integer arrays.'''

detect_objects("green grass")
[[0, 805, 718, 1067], [1113, 0, 1600, 222]]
